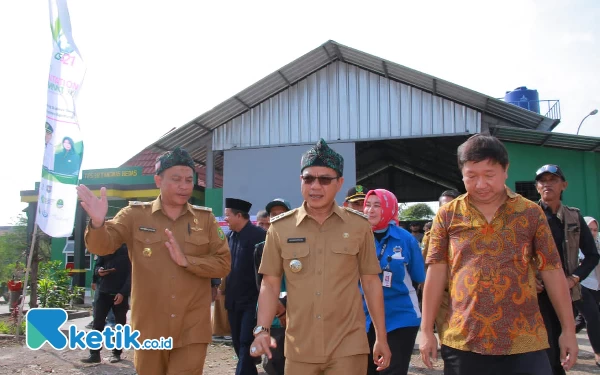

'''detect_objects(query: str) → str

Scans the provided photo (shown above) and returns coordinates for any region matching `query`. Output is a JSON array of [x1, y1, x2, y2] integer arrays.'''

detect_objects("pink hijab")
[[364, 189, 398, 232]]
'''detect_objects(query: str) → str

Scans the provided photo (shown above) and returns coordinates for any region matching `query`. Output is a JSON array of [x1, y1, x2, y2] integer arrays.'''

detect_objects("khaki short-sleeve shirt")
[[259, 202, 381, 363], [84, 197, 231, 348]]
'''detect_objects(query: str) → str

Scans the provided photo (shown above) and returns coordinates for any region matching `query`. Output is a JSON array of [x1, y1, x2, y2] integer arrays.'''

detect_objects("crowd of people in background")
[[75, 134, 600, 375]]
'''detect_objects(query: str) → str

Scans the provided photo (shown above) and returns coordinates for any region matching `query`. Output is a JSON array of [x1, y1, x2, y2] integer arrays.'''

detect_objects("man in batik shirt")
[[419, 134, 578, 375]]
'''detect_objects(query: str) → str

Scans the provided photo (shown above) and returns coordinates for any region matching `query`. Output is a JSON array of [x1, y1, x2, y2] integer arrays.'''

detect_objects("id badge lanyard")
[[378, 238, 393, 287]]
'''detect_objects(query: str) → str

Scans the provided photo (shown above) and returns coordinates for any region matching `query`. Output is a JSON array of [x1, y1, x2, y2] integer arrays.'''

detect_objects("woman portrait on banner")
[[361, 189, 426, 375], [54, 136, 81, 175]]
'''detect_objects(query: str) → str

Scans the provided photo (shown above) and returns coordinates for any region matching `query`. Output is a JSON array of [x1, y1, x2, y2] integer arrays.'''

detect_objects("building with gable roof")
[[20, 40, 600, 288]]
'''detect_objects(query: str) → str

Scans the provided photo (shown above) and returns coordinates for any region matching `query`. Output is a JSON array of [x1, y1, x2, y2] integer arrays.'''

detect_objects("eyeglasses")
[[536, 165, 561, 176], [301, 175, 339, 186]]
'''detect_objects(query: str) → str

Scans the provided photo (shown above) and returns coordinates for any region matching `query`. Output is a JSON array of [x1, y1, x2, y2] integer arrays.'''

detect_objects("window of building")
[[515, 181, 539, 202], [63, 240, 92, 270]]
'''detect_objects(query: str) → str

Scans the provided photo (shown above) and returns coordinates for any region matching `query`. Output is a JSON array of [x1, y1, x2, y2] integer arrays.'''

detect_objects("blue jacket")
[[362, 224, 425, 332]]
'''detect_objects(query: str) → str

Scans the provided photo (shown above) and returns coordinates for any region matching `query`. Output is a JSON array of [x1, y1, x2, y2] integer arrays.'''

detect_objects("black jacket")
[[94, 244, 132, 297], [92, 255, 99, 284], [225, 221, 266, 310]]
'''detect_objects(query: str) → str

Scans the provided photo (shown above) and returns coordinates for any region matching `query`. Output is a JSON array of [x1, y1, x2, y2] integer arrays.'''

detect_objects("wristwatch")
[[252, 326, 270, 337]]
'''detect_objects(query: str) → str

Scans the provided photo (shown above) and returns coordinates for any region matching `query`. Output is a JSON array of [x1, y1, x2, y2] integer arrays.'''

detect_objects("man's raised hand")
[[76, 185, 108, 227]]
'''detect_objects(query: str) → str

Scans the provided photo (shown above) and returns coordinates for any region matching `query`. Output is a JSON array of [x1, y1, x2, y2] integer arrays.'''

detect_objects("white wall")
[[223, 142, 356, 215]]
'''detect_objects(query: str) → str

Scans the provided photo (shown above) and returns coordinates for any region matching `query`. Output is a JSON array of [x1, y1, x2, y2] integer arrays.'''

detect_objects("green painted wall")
[[205, 188, 223, 217], [505, 142, 600, 219], [51, 237, 66, 264], [49, 238, 93, 286]]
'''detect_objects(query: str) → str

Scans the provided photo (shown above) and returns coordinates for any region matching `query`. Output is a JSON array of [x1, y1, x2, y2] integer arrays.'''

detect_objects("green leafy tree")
[[0, 216, 28, 284], [399, 203, 435, 221], [397, 203, 408, 221], [0, 215, 51, 308]]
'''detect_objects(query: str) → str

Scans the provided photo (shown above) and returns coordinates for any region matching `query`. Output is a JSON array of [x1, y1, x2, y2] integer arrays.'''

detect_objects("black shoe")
[[81, 352, 101, 363], [576, 321, 586, 334], [109, 353, 121, 363], [85, 321, 94, 329]]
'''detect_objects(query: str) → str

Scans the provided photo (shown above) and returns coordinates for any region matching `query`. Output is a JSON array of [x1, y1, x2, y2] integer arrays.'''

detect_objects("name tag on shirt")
[[287, 238, 306, 243], [382, 271, 393, 288]]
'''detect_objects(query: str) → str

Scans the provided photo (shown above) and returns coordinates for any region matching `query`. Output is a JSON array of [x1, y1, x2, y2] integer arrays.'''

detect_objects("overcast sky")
[[1, 0, 598, 227]]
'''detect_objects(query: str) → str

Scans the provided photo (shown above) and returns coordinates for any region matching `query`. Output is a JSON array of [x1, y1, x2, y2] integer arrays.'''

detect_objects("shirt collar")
[[461, 186, 518, 202], [295, 201, 346, 226], [152, 196, 195, 218], [539, 200, 564, 220], [386, 224, 404, 240], [375, 224, 404, 242], [234, 220, 252, 234]]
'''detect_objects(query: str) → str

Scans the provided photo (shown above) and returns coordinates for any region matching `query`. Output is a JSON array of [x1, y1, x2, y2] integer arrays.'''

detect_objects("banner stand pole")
[[16, 222, 39, 338]]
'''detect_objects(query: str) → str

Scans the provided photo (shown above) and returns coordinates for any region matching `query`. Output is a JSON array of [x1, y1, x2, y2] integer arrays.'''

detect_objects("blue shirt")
[[362, 224, 425, 332]]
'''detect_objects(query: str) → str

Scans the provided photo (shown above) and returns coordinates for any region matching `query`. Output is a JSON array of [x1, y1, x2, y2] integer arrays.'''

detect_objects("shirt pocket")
[[281, 244, 311, 279], [133, 231, 163, 260], [331, 240, 360, 256], [184, 233, 210, 256]]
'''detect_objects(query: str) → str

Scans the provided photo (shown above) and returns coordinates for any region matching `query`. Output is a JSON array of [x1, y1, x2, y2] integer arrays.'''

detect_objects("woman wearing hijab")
[[54, 136, 81, 175], [576, 216, 600, 366], [361, 189, 426, 375]]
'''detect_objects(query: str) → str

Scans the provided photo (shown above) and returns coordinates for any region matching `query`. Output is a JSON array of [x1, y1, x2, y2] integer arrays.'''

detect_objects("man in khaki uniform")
[[250, 139, 391, 375], [77, 147, 231, 375], [211, 276, 231, 339]]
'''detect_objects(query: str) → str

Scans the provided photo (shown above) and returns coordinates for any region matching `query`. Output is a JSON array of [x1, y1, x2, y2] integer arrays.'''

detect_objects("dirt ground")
[[1, 338, 600, 375]]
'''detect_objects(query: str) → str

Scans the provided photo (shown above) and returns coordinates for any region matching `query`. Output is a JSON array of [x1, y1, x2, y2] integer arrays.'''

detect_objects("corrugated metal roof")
[[120, 149, 223, 187], [139, 40, 596, 163], [491, 125, 600, 152], [213, 61, 481, 150]]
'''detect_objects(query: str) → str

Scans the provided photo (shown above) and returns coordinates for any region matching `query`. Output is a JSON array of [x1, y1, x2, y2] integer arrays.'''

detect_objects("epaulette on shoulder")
[[270, 208, 297, 223], [255, 240, 265, 248], [192, 205, 212, 212], [129, 201, 152, 207], [344, 206, 369, 219], [564, 205, 580, 212]]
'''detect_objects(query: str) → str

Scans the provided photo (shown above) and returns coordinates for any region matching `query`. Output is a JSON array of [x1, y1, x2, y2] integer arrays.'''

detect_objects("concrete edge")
[[0, 310, 89, 320]]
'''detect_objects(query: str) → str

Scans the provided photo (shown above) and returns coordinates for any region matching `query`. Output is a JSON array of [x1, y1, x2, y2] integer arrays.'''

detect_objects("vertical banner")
[[36, 0, 86, 237]]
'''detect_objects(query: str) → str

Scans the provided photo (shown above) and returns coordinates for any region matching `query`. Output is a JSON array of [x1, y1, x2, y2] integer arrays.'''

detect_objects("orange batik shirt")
[[427, 188, 562, 355]]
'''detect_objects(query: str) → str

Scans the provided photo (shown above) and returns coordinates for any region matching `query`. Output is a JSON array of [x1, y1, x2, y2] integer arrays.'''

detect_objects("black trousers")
[[574, 286, 600, 354], [92, 292, 128, 355], [537, 291, 566, 375], [262, 327, 285, 375], [367, 324, 419, 375], [228, 307, 258, 375], [441, 345, 552, 375]]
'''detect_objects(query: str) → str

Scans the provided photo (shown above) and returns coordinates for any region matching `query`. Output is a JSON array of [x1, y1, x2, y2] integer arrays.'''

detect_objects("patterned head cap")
[[155, 147, 195, 175], [300, 139, 344, 177], [45, 122, 54, 134]]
